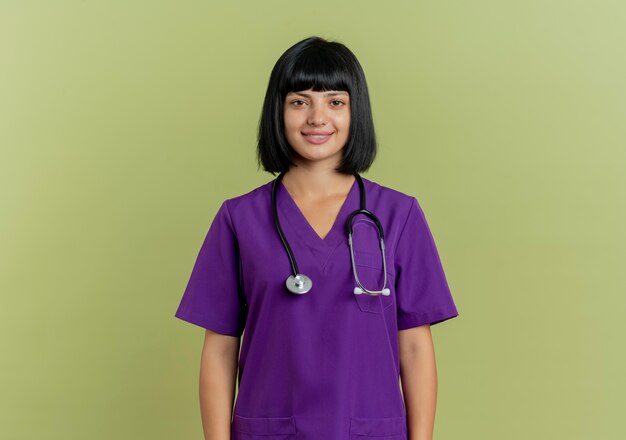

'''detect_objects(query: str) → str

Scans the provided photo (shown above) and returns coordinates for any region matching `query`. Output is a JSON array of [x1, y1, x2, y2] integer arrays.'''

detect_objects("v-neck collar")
[[276, 176, 361, 270]]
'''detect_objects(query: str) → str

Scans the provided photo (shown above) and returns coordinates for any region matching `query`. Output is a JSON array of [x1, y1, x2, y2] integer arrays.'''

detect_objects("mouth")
[[302, 131, 334, 145]]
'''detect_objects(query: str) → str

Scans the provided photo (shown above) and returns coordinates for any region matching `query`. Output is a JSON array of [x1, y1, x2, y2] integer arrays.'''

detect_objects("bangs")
[[281, 46, 353, 95]]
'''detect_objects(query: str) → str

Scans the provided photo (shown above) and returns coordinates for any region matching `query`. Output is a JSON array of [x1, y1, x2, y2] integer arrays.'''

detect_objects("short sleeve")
[[394, 197, 459, 329], [174, 201, 247, 337]]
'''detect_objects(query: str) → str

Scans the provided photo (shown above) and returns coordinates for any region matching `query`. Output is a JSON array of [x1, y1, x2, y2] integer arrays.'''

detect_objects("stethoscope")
[[271, 171, 390, 297]]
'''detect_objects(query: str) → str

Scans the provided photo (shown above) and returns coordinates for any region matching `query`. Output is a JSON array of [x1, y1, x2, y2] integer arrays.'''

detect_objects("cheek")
[[336, 114, 350, 136], [284, 111, 304, 132], [336, 111, 350, 127], [283, 115, 301, 146], [283, 112, 293, 129]]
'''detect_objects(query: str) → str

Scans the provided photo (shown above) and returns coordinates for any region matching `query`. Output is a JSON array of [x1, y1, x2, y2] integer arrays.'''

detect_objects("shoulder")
[[362, 177, 420, 211], [219, 179, 274, 219], [361, 178, 430, 238]]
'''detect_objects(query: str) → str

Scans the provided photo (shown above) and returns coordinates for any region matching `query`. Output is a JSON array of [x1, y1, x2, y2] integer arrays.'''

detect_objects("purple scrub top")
[[175, 177, 459, 440]]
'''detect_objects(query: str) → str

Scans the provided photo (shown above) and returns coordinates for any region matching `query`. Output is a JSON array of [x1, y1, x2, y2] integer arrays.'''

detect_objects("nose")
[[307, 103, 327, 126]]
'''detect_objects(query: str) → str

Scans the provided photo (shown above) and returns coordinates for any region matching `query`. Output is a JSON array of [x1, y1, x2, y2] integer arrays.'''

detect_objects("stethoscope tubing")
[[271, 172, 301, 277], [272, 171, 389, 296]]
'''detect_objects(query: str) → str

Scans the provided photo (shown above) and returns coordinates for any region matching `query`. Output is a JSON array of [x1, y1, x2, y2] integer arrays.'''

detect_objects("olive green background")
[[2, 1, 624, 439]]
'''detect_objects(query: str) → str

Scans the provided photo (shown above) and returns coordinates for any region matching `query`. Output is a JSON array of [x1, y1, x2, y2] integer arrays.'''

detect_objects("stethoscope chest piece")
[[286, 273, 312, 294]]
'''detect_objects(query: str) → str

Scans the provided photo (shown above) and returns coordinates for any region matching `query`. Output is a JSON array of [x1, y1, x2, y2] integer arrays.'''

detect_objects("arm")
[[199, 329, 241, 440], [399, 324, 437, 440]]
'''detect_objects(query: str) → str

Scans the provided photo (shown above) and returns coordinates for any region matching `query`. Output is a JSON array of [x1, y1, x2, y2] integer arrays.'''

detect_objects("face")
[[283, 88, 351, 168]]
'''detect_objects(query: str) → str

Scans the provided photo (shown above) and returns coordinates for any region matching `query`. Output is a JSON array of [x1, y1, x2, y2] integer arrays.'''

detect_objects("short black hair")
[[257, 36, 377, 175]]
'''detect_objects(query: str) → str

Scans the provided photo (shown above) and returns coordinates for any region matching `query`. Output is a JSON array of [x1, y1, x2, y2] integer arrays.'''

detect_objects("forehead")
[[286, 90, 349, 98]]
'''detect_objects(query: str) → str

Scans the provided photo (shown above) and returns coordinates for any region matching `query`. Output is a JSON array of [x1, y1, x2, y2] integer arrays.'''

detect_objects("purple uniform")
[[175, 177, 459, 440]]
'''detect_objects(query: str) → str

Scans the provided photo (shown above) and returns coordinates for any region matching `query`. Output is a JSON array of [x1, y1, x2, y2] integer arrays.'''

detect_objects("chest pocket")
[[351, 249, 395, 314], [232, 414, 296, 440]]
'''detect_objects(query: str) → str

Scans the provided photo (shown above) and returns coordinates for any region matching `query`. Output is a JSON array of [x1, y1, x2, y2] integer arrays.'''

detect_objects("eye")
[[290, 99, 306, 106], [331, 100, 346, 107]]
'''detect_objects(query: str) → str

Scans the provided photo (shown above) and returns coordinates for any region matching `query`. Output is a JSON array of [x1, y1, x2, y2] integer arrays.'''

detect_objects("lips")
[[302, 131, 334, 145]]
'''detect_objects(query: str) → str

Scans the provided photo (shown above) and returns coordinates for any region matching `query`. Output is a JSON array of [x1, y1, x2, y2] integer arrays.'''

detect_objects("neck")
[[280, 166, 356, 199]]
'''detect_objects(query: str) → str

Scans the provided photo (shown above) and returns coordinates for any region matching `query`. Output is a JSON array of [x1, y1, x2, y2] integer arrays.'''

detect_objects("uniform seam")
[[222, 199, 248, 312], [392, 197, 418, 256], [222, 199, 237, 236]]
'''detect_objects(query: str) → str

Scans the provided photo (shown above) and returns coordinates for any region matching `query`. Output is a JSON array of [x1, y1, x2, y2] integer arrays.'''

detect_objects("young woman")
[[175, 36, 459, 440]]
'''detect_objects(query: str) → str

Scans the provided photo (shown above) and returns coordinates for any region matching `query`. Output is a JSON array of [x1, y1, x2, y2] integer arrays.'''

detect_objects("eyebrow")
[[288, 91, 349, 98]]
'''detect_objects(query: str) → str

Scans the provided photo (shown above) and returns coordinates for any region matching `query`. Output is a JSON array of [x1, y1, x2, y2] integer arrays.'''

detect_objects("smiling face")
[[283, 89, 351, 168]]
